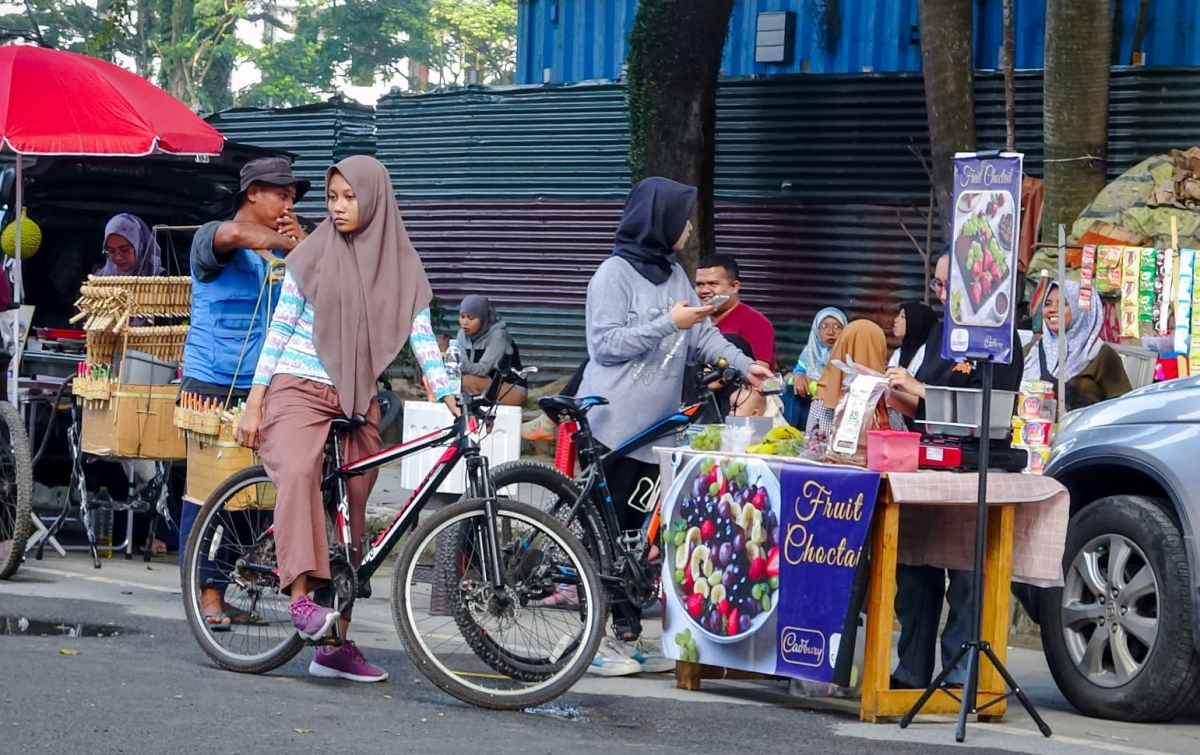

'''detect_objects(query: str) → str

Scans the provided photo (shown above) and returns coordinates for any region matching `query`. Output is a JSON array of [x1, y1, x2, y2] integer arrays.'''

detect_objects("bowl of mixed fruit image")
[[664, 455, 781, 644]]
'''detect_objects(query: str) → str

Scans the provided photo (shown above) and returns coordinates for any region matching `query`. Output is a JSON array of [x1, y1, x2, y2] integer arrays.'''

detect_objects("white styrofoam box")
[[399, 401, 522, 494]]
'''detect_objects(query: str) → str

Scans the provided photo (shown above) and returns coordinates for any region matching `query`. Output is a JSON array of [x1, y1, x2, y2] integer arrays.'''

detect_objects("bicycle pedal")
[[305, 635, 343, 648]]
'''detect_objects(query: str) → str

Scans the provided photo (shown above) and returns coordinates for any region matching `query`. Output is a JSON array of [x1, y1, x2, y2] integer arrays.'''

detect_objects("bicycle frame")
[[341, 409, 494, 587], [560, 400, 706, 573]]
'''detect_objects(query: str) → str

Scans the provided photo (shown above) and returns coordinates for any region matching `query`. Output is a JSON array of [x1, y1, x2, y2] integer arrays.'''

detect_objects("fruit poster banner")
[[656, 449, 879, 685], [942, 152, 1024, 364]]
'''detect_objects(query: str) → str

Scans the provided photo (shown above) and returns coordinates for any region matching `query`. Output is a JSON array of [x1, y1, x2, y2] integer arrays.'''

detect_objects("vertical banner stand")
[[899, 149, 1051, 742]]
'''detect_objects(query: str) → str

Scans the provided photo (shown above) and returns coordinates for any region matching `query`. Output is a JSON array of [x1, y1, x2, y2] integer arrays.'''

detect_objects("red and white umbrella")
[[0, 44, 224, 403]]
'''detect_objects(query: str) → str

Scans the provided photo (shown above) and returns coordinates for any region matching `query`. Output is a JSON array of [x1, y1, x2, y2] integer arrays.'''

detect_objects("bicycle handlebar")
[[460, 365, 538, 422], [696, 357, 749, 392]]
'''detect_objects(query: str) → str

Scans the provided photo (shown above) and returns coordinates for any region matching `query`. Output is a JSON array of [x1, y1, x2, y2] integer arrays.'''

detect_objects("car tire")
[[376, 390, 402, 436], [1040, 495, 1200, 722]]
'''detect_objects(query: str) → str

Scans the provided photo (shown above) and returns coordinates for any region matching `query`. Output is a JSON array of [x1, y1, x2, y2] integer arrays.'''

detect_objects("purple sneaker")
[[308, 640, 389, 683], [288, 596, 340, 641]]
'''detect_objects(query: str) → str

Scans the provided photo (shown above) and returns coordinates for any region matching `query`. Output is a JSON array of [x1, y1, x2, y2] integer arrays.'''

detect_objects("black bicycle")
[[488, 360, 751, 631], [181, 367, 602, 710]]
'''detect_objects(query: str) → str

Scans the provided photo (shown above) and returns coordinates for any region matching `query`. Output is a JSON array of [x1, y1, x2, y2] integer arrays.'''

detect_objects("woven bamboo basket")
[[72, 275, 191, 331], [85, 326, 189, 366]]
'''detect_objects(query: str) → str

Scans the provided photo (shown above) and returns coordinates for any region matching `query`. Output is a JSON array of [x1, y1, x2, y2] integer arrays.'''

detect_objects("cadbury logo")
[[779, 627, 825, 668]]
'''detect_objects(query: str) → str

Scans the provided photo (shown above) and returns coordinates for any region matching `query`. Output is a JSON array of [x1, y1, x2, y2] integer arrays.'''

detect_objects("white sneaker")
[[586, 637, 642, 677], [621, 637, 675, 674]]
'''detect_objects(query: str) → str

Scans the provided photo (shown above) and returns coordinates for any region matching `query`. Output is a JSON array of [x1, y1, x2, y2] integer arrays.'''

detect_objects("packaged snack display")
[[1095, 245, 1123, 295], [1155, 248, 1173, 336], [1011, 381, 1057, 473], [1139, 247, 1158, 335], [1177, 248, 1195, 356], [1079, 244, 1096, 312], [1120, 246, 1142, 338]]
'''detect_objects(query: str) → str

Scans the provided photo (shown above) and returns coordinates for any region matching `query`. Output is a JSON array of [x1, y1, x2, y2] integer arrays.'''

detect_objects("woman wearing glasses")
[[883, 252, 1023, 691], [783, 307, 847, 429]]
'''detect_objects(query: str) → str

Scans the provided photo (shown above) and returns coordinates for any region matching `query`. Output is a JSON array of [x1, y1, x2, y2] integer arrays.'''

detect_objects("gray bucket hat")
[[235, 157, 311, 204]]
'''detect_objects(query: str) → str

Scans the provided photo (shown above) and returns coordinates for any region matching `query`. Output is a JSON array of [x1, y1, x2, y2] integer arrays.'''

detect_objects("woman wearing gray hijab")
[[456, 294, 526, 405]]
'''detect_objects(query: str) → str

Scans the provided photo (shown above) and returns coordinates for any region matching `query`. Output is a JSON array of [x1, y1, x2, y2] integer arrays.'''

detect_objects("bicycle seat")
[[330, 414, 369, 434], [538, 395, 608, 423]]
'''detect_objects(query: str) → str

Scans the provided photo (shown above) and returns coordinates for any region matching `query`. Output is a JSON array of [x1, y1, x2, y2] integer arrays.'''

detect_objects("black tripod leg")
[[955, 646, 980, 743], [981, 644, 1052, 737], [899, 642, 970, 728]]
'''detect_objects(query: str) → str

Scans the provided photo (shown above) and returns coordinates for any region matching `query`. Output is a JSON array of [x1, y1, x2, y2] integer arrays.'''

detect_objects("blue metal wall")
[[517, 0, 1200, 85]]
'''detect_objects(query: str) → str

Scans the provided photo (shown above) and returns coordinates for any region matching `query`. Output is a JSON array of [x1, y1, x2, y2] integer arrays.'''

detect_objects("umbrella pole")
[[7, 157, 21, 408]]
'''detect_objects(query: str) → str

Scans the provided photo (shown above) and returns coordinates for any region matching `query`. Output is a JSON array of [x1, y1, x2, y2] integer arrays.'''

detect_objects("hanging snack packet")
[[1176, 249, 1195, 356], [1155, 248, 1173, 337], [1095, 245, 1123, 295], [1120, 247, 1141, 338], [1079, 245, 1096, 312], [1139, 247, 1158, 336]]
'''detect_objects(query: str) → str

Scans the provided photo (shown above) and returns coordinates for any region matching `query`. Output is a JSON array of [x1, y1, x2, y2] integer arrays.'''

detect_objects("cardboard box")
[[80, 384, 185, 460], [183, 436, 266, 508]]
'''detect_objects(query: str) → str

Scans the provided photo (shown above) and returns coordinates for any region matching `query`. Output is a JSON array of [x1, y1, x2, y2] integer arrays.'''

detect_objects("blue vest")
[[183, 249, 283, 389]]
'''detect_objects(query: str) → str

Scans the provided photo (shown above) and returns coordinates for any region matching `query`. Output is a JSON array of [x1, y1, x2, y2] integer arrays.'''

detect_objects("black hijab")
[[612, 177, 698, 285], [898, 302, 937, 370]]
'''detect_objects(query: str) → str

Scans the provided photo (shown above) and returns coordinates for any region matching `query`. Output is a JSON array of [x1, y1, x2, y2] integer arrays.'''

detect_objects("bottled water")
[[91, 486, 115, 558], [444, 339, 462, 394]]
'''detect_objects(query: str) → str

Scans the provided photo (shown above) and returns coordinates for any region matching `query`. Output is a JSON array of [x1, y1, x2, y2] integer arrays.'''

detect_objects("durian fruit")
[[2, 208, 42, 259]]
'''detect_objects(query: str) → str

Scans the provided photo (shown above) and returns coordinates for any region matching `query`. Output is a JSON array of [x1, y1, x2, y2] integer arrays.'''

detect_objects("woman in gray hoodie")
[[456, 294, 527, 405], [578, 176, 769, 677]]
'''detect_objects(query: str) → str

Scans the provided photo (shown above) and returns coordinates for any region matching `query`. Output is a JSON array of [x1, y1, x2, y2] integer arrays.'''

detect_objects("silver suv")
[[1037, 376, 1200, 721]]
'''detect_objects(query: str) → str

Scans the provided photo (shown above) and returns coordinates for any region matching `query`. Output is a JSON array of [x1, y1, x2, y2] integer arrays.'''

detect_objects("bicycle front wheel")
[[392, 497, 603, 710], [0, 400, 33, 579]]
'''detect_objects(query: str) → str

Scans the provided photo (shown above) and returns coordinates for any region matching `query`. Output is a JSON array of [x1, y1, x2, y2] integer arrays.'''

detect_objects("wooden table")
[[676, 477, 1018, 724], [859, 480, 1015, 722]]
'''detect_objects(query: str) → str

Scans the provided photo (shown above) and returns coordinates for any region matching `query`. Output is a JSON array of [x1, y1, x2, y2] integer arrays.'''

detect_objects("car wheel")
[[1040, 495, 1200, 721], [376, 390, 402, 436]]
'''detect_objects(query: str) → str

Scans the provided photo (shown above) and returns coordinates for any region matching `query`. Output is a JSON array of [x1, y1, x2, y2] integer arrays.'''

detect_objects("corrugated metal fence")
[[205, 95, 376, 212], [207, 67, 1200, 376], [518, 0, 1200, 85], [373, 67, 1200, 205]]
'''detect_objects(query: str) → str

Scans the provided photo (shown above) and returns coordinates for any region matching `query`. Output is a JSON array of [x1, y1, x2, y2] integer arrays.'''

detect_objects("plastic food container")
[[920, 386, 1017, 437], [866, 430, 921, 473], [117, 349, 178, 385]]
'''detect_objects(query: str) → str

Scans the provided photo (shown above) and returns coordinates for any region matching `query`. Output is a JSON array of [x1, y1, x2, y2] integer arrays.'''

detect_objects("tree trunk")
[[165, 0, 194, 105], [625, 0, 734, 275], [1042, 0, 1112, 241], [918, 0, 977, 242]]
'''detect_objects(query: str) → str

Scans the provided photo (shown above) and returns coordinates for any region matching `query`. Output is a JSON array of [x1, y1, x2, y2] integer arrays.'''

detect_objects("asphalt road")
[[2, 552, 1196, 755]]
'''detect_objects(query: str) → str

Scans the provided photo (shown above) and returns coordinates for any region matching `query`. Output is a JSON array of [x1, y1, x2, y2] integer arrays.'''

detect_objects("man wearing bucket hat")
[[178, 156, 311, 630]]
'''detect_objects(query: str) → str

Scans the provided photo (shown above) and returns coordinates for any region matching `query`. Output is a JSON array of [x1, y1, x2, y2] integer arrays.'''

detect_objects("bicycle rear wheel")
[[182, 466, 302, 674], [0, 400, 33, 579], [392, 497, 602, 710]]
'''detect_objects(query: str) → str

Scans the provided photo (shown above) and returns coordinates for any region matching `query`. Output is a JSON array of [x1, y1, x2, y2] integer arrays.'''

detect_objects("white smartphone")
[[706, 294, 730, 309]]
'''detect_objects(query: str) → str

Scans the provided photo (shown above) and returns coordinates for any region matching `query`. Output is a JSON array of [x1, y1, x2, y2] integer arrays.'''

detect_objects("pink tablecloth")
[[887, 471, 1069, 588]]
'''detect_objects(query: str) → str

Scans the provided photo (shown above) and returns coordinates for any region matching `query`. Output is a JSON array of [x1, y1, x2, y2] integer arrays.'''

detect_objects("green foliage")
[[427, 0, 517, 87], [625, 0, 673, 181], [18, 0, 517, 111]]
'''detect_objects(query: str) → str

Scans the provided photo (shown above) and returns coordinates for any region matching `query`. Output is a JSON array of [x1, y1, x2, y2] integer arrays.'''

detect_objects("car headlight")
[[1056, 407, 1086, 438]]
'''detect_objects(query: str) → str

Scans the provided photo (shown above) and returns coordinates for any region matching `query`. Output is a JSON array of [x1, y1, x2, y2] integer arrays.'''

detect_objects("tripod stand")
[[898, 361, 1052, 742]]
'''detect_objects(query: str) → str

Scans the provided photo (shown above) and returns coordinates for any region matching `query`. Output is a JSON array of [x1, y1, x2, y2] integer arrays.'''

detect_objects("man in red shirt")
[[696, 254, 776, 368]]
